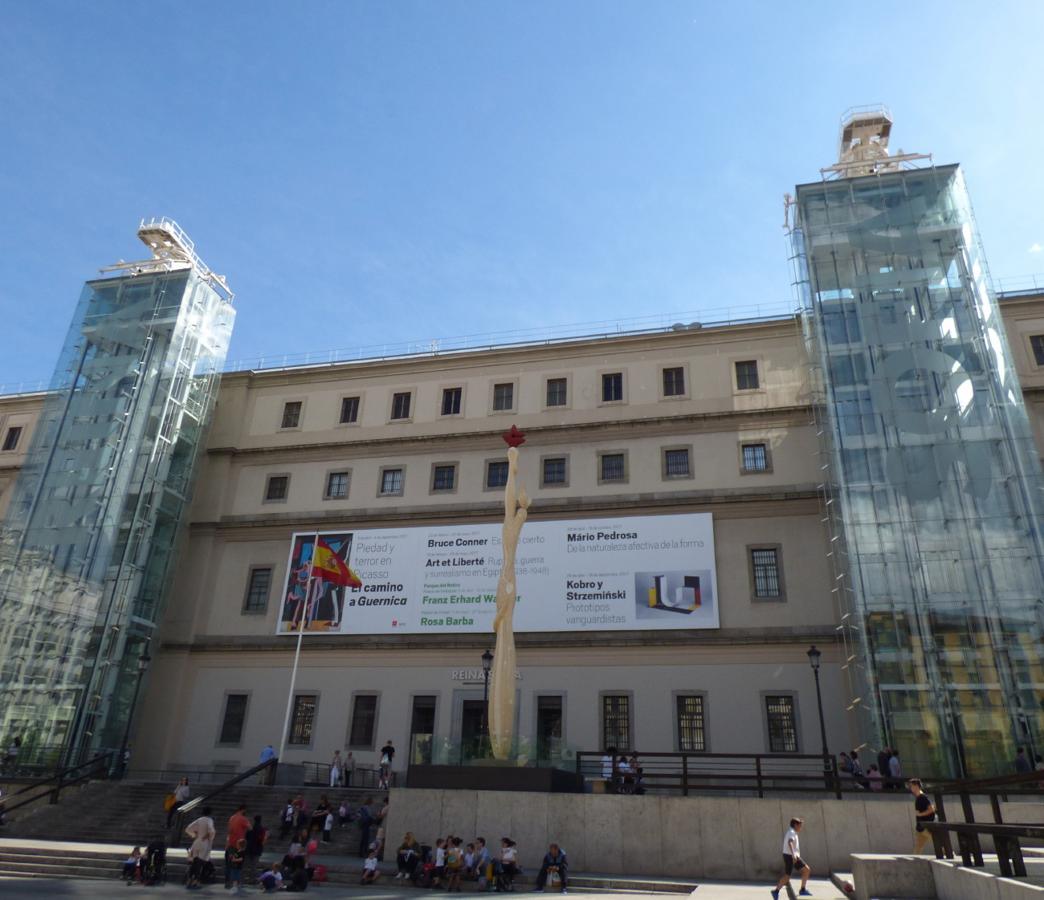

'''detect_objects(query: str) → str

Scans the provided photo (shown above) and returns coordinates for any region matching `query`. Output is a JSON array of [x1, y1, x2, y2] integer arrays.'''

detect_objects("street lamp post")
[[481, 649, 493, 746], [118, 638, 152, 778], [807, 644, 834, 793]]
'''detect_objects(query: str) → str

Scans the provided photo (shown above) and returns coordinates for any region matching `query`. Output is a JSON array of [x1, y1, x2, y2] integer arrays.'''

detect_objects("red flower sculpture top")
[[502, 425, 526, 448]]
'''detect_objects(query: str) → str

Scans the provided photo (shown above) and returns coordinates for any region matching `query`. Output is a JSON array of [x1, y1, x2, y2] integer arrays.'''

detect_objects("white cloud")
[[1030, 243, 1042, 254]]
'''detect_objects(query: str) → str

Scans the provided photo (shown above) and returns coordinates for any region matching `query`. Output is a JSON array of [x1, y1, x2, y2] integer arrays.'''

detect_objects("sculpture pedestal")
[[405, 764, 583, 793]]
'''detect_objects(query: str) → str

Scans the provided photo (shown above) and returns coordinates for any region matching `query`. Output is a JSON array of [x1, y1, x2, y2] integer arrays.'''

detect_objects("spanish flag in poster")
[[312, 538, 362, 588]]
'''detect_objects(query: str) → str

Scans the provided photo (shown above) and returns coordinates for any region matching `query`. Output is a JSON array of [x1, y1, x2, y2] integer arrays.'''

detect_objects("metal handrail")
[[169, 757, 278, 847], [575, 750, 846, 798], [927, 821, 1044, 878], [0, 751, 113, 818], [928, 768, 1044, 833], [300, 760, 393, 789]]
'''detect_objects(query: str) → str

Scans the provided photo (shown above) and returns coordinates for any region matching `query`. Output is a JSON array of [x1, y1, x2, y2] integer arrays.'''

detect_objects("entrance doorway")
[[409, 695, 436, 765], [537, 696, 563, 763], [460, 699, 486, 762]]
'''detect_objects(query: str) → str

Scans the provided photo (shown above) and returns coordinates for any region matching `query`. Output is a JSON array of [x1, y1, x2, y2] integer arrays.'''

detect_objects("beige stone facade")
[[4, 293, 1044, 777]]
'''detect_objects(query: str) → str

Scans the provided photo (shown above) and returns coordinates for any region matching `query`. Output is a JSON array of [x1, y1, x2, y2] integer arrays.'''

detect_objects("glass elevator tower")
[[0, 219, 234, 767], [790, 108, 1044, 777]]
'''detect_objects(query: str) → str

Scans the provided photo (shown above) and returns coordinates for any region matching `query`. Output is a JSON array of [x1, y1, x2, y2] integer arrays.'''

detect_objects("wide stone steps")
[[6, 779, 376, 858], [0, 843, 698, 893]]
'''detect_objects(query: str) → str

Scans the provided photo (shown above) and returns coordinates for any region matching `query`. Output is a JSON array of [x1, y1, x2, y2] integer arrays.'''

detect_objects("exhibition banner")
[[277, 513, 717, 635]]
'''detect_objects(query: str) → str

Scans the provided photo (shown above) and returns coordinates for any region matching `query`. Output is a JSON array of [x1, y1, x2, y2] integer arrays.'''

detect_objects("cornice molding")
[[190, 486, 822, 537], [159, 623, 838, 654], [208, 405, 814, 462]]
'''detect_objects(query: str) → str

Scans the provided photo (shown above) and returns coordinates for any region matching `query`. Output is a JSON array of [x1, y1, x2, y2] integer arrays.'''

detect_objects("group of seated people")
[[391, 833, 568, 893]]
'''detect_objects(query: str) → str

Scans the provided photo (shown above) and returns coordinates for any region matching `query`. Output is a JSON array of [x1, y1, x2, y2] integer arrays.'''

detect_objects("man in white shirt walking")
[[772, 817, 811, 899]]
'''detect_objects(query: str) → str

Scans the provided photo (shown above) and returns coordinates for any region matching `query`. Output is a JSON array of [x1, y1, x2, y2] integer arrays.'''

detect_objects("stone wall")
[[385, 789, 1044, 880], [386, 788, 922, 879]]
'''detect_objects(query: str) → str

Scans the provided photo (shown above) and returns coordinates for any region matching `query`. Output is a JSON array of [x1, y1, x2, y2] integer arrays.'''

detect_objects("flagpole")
[[278, 531, 319, 762]]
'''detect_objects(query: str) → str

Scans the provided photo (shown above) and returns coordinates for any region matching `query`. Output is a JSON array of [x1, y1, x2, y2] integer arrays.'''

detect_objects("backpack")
[[358, 805, 372, 827]]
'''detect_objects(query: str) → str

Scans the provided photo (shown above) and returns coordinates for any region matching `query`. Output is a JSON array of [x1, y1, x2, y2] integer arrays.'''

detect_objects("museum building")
[[1, 110, 1043, 780]]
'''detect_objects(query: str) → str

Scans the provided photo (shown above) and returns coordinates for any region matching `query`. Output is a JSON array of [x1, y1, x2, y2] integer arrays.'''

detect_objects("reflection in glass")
[[0, 268, 234, 766], [792, 164, 1044, 776]]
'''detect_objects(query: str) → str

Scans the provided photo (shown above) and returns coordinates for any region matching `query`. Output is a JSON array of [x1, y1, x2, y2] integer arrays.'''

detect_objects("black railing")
[[300, 760, 394, 790], [169, 757, 279, 847], [922, 769, 1044, 878], [0, 751, 114, 820], [927, 822, 1044, 878], [929, 768, 1043, 829], [575, 751, 844, 798]]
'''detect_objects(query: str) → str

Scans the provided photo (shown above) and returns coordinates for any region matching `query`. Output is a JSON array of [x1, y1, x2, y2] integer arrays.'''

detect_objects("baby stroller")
[[495, 864, 518, 892], [413, 845, 434, 888], [142, 839, 167, 885]]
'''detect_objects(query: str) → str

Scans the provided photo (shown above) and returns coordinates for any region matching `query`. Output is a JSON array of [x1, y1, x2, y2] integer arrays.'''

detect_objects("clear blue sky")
[[2, 0, 1042, 386]]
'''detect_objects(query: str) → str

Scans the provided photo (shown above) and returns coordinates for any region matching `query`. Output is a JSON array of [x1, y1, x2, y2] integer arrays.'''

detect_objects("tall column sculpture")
[[489, 425, 530, 760]]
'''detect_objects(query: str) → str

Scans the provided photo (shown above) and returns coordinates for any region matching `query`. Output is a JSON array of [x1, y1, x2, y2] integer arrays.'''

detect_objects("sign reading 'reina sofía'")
[[276, 513, 718, 636]]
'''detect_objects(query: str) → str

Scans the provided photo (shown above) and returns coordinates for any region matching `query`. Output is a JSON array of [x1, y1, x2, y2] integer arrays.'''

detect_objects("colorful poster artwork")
[[277, 513, 718, 635]]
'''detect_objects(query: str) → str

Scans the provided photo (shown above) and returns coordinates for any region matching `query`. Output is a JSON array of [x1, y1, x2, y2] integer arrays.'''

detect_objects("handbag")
[[163, 793, 176, 812]]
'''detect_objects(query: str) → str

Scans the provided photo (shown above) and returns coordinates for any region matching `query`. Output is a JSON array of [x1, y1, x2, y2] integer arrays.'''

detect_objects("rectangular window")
[[441, 387, 462, 416], [663, 367, 685, 397], [486, 460, 509, 489], [600, 452, 625, 482], [219, 694, 249, 745], [542, 456, 567, 486], [281, 401, 302, 429], [741, 443, 769, 472], [735, 360, 760, 390], [751, 548, 782, 599], [602, 372, 623, 403], [288, 694, 316, 746], [340, 396, 360, 424], [602, 694, 631, 751], [2, 426, 22, 452], [380, 468, 404, 496], [265, 475, 289, 502], [243, 567, 272, 613], [349, 694, 378, 748], [492, 382, 514, 412], [432, 464, 456, 492], [546, 378, 567, 407], [1032, 335, 1044, 366], [391, 391, 412, 420], [325, 471, 350, 499], [664, 448, 690, 477], [676, 695, 706, 752], [765, 695, 797, 753]]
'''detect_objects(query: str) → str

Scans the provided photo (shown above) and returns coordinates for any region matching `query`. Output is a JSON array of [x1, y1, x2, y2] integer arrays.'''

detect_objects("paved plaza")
[[0, 877, 847, 900]]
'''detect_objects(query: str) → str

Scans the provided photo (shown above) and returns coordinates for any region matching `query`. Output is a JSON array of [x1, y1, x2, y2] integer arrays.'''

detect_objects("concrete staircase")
[[0, 839, 700, 892], [3, 779, 379, 856], [0, 779, 701, 892]]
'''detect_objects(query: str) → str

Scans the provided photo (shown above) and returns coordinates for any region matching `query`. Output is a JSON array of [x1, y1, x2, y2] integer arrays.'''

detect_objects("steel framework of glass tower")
[[790, 112, 1044, 777], [0, 219, 234, 768]]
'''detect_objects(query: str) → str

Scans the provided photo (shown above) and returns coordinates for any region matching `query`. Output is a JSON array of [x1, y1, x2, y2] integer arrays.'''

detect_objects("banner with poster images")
[[277, 513, 718, 635]]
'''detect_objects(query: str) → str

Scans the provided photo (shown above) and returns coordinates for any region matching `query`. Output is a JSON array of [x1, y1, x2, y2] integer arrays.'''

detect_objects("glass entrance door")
[[409, 695, 436, 765], [460, 699, 486, 762], [537, 696, 563, 763]]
